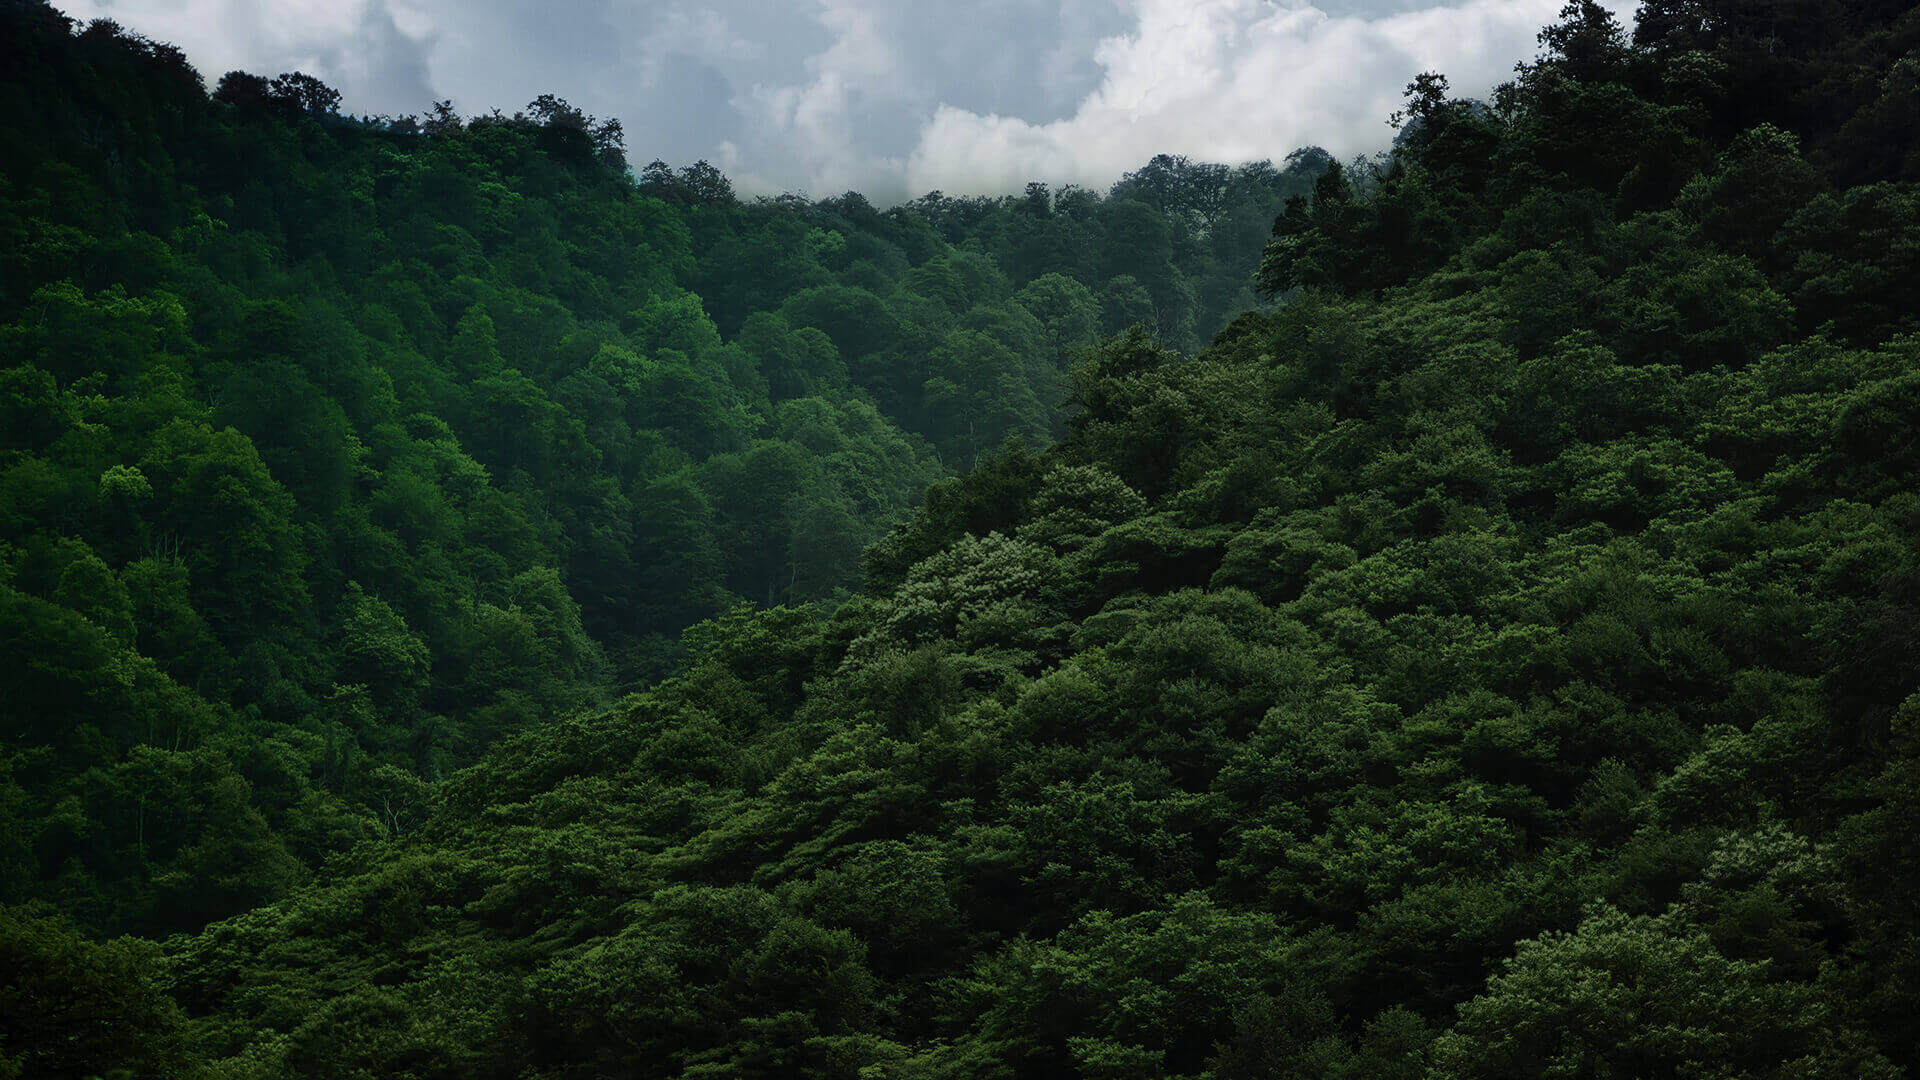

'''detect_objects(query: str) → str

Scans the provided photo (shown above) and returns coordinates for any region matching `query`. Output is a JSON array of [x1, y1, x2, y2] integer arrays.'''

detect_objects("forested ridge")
[[4, 0, 1920, 1076], [0, 0, 1324, 944]]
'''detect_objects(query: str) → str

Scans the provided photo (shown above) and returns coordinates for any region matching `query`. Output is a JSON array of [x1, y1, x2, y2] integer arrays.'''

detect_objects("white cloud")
[[903, 0, 1638, 195], [633, 6, 763, 75]]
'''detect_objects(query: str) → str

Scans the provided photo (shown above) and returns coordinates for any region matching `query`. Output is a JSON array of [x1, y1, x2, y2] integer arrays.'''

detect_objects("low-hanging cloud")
[[59, 0, 1636, 202]]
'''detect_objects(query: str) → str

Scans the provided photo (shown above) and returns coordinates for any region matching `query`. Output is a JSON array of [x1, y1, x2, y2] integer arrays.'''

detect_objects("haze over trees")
[[4, 0, 1920, 1076]]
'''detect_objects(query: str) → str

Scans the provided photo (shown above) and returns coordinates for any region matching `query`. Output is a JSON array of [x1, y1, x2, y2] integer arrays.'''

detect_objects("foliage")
[[5, 0, 1920, 1077]]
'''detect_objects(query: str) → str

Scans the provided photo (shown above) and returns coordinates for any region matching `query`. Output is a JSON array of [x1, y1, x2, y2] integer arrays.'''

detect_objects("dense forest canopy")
[[1, 0, 1331, 942], [4, 0, 1920, 1076]]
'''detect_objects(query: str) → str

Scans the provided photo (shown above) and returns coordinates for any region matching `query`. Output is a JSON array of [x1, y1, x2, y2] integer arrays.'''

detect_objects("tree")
[[1531, 1, 1628, 84], [632, 472, 727, 633], [335, 582, 428, 719], [269, 71, 342, 115], [1680, 124, 1824, 270], [682, 160, 736, 205], [211, 70, 272, 110], [423, 98, 461, 135], [591, 117, 625, 169], [0, 905, 194, 1078], [1431, 906, 1898, 1079], [525, 93, 588, 131], [1014, 273, 1101, 371]]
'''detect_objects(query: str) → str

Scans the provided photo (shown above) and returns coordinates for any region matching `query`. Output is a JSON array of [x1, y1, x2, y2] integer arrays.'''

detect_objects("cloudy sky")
[[63, 0, 1637, 202]]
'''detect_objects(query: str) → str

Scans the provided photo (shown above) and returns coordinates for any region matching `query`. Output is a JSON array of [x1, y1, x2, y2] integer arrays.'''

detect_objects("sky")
[[62, 0, 1639, 203]]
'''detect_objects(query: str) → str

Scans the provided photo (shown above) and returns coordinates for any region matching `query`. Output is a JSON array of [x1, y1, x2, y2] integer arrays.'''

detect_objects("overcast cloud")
[[62, 0, 1637, 202]]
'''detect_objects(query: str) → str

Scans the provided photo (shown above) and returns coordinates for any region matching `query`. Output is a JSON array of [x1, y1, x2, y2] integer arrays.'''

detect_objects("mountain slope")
[[0, 0, 1321, 943], [7, 0, 1920, 1077]]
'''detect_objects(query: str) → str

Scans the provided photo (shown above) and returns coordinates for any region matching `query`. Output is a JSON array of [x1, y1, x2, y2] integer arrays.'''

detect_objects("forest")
[[3, 0, 1920, 1075]]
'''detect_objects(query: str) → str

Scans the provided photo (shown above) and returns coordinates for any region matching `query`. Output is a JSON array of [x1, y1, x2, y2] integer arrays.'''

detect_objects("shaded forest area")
[[6, 0, 1920, 1077], [0, 0, 1325, 943]]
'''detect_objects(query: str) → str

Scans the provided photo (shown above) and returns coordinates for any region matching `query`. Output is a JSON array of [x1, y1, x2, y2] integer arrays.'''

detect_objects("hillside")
[[0, 0, 1321, 944], [6, 0, 1920, 1077]]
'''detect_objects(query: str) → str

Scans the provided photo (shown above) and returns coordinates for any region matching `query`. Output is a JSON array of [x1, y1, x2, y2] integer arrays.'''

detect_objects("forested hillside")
[[0, 0, 1321, 944], [6, 0, 1920, 1077]]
